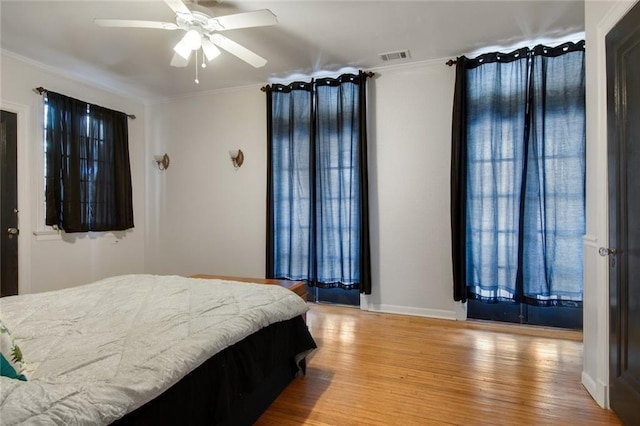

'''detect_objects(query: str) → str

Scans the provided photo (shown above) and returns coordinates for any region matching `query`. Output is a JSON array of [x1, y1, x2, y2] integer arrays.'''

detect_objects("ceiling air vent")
[[379, 49, 411, 62]]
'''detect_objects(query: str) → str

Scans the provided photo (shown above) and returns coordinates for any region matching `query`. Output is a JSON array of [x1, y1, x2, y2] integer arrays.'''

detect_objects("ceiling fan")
[[94, 0, 277, 81]]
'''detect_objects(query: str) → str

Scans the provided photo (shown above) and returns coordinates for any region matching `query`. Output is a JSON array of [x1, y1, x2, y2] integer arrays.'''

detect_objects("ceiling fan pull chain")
[[194, 49, 200, 84]]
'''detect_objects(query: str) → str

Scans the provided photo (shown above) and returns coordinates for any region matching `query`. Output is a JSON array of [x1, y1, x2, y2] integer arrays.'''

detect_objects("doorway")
[[606, 1, 640, 424], [1, 110, 19, 296]]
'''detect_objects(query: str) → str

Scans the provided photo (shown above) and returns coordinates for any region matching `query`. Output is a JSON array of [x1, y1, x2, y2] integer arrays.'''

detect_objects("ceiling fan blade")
[[94, 19, 178, 30], [170, 51, 191, 67], [209, 34, 267, 68], [164, 0, 192, 16], [210, 9, 277, 31]]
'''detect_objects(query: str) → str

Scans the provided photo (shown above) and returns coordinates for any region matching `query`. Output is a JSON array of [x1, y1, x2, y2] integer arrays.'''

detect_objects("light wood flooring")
[[256, 304, 621, 425]]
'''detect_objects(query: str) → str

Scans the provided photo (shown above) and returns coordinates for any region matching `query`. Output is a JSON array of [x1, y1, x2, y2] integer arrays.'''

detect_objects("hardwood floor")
[[256, 304, 621, 425]]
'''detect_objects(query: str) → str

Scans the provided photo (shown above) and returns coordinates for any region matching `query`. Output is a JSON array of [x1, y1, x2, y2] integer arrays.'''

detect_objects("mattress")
[[0, 274, 309, 425]]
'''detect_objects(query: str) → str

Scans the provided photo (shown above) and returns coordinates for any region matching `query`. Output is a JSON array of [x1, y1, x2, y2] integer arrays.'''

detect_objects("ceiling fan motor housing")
[[176, 10, 223, 34]]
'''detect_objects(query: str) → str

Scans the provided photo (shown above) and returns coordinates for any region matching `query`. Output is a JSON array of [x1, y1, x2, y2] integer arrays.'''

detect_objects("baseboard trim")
[[582, 370, 608, 409], [367, 304, 457, 320]]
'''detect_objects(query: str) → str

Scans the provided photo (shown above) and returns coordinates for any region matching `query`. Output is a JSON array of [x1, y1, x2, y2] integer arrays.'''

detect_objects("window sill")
[[33, 229, 62, 241], [33, 229, 128, 241]]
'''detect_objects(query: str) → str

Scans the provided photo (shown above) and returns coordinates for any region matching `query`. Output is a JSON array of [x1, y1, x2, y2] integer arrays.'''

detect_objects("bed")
[[0, 274, 316, 425]]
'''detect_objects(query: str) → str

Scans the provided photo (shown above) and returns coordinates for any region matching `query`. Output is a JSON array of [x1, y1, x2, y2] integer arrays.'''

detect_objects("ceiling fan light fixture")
[[184, 29, 202, 50], [174, 37, 192, 60], [202, 39, 221, 62]]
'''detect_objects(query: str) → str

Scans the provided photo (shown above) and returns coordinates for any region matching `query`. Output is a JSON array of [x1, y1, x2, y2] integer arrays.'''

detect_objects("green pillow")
[[0, 319, 27, 381]]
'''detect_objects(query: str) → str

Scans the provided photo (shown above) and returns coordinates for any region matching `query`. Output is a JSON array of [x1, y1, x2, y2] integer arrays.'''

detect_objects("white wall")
[[582, 0, 638, 409], [145, 61, 460, 319], [368, 62, 458, 318], [0, 52, 146, 293], [145, 88, 268, 278]]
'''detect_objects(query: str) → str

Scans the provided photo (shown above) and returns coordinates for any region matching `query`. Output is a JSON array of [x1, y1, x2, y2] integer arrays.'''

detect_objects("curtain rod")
[[33, 87, 137, 120], [446, 59, 457, 67], [260, 71, 376, 92]]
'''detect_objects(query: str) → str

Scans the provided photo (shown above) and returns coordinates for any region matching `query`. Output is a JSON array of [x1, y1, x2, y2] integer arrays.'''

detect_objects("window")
[[266, 72, 372, 298], [43, 91, 134, 233], [451, 41, 585, 328]]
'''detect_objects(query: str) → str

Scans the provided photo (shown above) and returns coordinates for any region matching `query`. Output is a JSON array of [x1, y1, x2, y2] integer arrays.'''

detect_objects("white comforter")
[[0, 274, 309, 425]]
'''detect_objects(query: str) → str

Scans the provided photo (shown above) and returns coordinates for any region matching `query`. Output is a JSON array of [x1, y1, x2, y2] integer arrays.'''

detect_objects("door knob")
[[598, 247, 617, 256], [7, 227, 19, 236]]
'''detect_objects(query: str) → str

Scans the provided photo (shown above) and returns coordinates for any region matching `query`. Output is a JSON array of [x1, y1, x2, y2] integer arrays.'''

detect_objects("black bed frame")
[[113, 316, 315, 426]]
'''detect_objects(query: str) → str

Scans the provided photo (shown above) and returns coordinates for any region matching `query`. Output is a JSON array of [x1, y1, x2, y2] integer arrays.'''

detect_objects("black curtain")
[[357, 71, 372, 295], [266, 88, 275, 279], [45, 91, 133, 233], [450, 57, 468, 303]]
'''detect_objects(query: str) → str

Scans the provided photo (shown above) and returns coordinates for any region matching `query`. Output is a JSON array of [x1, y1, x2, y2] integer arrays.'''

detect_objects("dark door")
[[1, 110, 19, 296], [606, 2, 640, 424]]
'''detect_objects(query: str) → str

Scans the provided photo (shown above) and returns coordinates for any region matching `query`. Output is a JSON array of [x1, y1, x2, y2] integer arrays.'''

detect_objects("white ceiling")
[[0, 0, 585, 102]]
